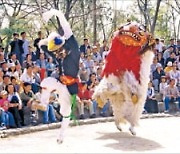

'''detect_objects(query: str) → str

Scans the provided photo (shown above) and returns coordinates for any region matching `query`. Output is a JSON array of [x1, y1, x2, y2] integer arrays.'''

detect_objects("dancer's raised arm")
[[42, 9, 73, 39]]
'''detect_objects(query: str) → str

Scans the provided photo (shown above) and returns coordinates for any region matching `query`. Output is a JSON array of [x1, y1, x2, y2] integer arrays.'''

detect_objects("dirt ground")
[[0, 117, 180, 153]]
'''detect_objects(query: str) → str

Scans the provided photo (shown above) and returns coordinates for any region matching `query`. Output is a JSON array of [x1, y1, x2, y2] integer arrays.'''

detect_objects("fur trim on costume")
[[93, 50, 154, 126]]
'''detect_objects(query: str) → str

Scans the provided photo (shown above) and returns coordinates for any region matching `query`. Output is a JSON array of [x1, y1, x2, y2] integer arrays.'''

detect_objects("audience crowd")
[[0, 31, 180, 130]]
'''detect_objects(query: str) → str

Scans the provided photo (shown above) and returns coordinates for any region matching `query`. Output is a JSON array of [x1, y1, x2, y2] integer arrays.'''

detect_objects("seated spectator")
[[22, 54, 33, 68], [92, 46, 102, 63], [169, 63, 180, 87], [20, 82, 37, 126], [36, 53, 47, 80], [164, 79, 180, 112], [46, 57, 56, 77], [77, 82, 96, 119], [144, 81, 158, 113], [84, 55, 95, 76], [165, 52, 177, 66], [78, 62, 89, 82], [6, 62, 19, 79], [152, 63, 165, 92], [0, 108, 6, 130], [0, 90, 16, 128], [2, 74, 11, 90], [35, 88, 56, 124], [7, 53, 20, 66], [157, 52, 165, 68], [20, 64, 39, 93], [159, 76, 168, 100], [0, 69, 4, 91], [6, 84, 23, 127], [164, 61, 173, 78], [49, 92, 62, 121]]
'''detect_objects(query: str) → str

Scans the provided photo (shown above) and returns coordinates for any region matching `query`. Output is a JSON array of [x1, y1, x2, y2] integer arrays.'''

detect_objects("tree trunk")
[[93, 0, 97, 44], [81, 0, 86, 38], [151, 0, 162, 34]]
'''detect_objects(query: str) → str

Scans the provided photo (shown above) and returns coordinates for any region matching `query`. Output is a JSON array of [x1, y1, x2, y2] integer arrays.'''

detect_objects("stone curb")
[[0, 113, 180, 138]]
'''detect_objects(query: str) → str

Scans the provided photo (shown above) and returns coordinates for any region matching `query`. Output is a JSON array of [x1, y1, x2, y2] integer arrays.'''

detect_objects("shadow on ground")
[[96, 132, 162, 152]]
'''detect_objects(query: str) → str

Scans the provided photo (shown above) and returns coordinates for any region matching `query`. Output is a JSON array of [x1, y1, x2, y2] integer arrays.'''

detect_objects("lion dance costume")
[[93, 22, 155, 135]]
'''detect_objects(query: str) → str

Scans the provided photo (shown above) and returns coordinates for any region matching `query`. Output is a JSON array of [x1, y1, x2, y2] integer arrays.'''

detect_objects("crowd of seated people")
[[0, 32, 180, 130]]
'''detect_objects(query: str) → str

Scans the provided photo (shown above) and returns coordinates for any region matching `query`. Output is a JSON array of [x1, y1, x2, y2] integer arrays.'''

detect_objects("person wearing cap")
[[152, 63, 165, 92], [164, 61, 173, 75], [9, 33, 24, 65], [92, 45, 102, 63], [0, 90, 16, 128], [6, 62, 19, 80]]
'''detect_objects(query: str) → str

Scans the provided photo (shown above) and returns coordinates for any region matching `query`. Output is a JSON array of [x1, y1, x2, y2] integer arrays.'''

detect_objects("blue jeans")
[[43, 104, 56, 124], [164, 97, 180, 110], [0, 111, 16, 127], [93, 100, 110, 114]]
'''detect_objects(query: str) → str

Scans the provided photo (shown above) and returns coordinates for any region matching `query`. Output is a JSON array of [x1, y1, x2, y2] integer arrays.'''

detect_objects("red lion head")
[[102, 22, 155, 82]]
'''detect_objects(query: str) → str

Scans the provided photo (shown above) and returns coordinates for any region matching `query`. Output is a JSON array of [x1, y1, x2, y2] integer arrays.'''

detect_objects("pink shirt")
[[0, 98, 9, 111]]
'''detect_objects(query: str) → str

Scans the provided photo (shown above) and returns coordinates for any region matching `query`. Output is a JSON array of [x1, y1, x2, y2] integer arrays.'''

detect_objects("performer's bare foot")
[[129, 126, 136, 136]]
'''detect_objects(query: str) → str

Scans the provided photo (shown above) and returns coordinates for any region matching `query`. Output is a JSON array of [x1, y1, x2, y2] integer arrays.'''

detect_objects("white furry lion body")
[[93, 50, 154, 129]]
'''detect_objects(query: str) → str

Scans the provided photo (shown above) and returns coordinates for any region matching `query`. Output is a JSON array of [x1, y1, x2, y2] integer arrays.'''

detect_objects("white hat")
[[156, 63, 162, 68], [0, 90, 8, 95], [167, 61, 172, 66]]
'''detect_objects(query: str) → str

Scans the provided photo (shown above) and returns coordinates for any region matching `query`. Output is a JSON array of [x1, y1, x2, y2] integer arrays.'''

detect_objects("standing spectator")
[[21, 32, 29, 62], [9, 33, 24, 65], [79, 38, 90, 54], [164, 79, 180, 112], [34, 31, 43, 60]]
